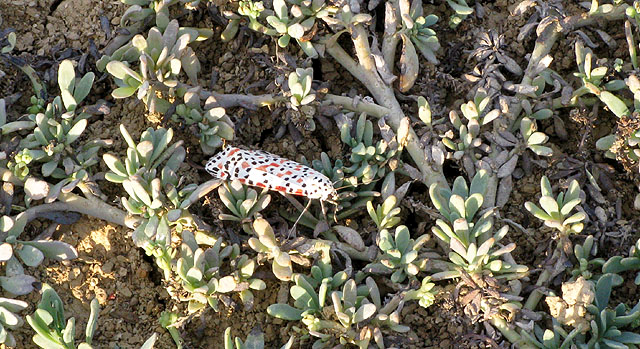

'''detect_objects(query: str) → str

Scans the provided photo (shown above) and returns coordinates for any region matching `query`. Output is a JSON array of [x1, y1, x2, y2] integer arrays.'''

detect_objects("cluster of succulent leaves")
[[429, 170, 528, 281], [8, 60, 110, 202], [446, 0, 473, 28], [338, 112, 401, 185], [443, 89, 501, 160], [267, 244, 408, 348], [172, 88, 235, 155], [103, 125, 217, 279], [523, 274, 640, 348], [217, 179, 271, 233], [525, 176, 586, 236], [395, 0, 441, 65], [224, 326, 294, 349], [364, 225, 428, 283], [249, 218, 294, 281], [177, 230, 266, 312], [103, 19, 209, 114], [26, 284, 99, 349], [229, 0, 337, 58], [287, 67, 318, 131]]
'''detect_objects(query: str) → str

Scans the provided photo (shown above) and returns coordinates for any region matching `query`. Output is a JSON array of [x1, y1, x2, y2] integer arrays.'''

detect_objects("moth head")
[[305, 176, 338, 203]]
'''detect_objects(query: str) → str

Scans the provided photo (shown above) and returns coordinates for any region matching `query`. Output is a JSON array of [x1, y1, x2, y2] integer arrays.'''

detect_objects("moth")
[[206, 146, 339, 219]]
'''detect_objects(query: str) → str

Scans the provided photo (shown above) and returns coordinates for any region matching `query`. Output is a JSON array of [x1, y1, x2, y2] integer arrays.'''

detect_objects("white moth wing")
[[246, 168, 288, 190]]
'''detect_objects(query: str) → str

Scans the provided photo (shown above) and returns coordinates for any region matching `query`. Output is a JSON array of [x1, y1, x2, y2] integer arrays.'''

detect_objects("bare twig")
[[323, 94, 391, 118], [0, 168, 132, 227], [382, 1, 400, 70]]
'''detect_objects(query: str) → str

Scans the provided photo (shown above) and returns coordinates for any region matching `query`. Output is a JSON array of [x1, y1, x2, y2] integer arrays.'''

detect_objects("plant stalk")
[[0, 168, 132, 227], [324, 36, 446, 189]]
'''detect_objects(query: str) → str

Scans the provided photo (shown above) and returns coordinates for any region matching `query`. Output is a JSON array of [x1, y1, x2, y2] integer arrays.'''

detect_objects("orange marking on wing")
[[296, 178, 304, 183], [256, 165, 269, 171], [217, 164, 223, 169], [269, 163, 280, 167], [285, 171, 293, 175], [280, 159, 287, 164], [295, 166, 302, 171], [256, 182, 266, 188], [294, 189, 304, 195], [275, 186, 286, 192], [241, 162, 250, 169], [237, 178, 246, 183], [228, 148, 240, 156]]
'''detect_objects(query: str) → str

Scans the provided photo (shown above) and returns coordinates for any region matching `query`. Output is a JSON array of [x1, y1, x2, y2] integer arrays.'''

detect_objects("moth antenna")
[[333, 177, 384, 191]]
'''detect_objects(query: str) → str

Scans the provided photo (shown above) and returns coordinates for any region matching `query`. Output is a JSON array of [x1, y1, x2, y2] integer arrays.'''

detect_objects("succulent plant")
[[469, 30, 522, 76], [0, 296, 28, 346], [287, 67, 317, 131], [338, 112, 400, 185], [367, 172, 409, 231], [520, 117, 553, 156], [367, 172, 411, 230], [9, 60, 110, 200], [104, 20, 206, 113], [571, 41, 629, 119], [594, 73, 640, 171], [248, 218, 294, 281], [601, 236, 640, 285], [218, 179, 271, 233], [429, 170, 528, 280], [399, 0, 440, 64], [103, 125, 218, 278], [224, 326, 294, 349], [0, 213, 78, 296], [520, 318, 582, 349], [322, 2, 372, 30], [0, 98, 36, 139], [596, 123, 640, 168], [446, 0, 473, 28], [577, 273, 640, 346], [443, 89, 501, 160], [269, 272, 408, 348], [267, 242, 346, 316], [367, 195, 402, 230], [177, 230, 266, 312], [26, 284, 99, 349], [404, 276, 437, 309], [531, 274, 640, 348], [266, 0, 313, 50], [525, 177, 585, 236], [173, 88, 235, 155], [26, 95, 46, 115], [380, 0, 440, 91], [117, 0, 214, 31], [159, 311, 183, 349], [8, 149, 33, 180], [0, 31, 15, 54], [364, 225, 428, 283], [570, 235, 605, 281], [233, 0, 336, 58]]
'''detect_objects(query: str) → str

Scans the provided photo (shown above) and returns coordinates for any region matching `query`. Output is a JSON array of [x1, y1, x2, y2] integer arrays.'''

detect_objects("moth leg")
[[289, 198, 312, 239], [320, 199, 329, 224]]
